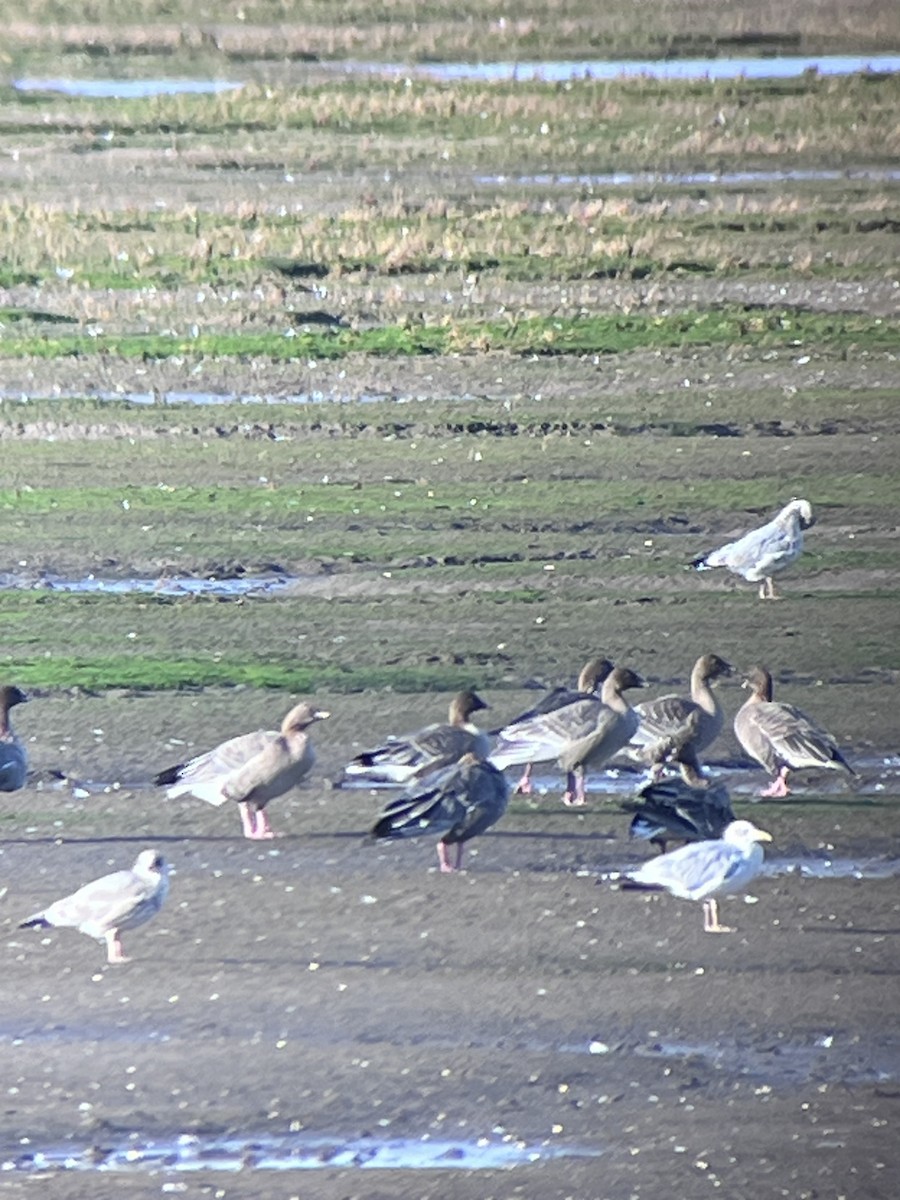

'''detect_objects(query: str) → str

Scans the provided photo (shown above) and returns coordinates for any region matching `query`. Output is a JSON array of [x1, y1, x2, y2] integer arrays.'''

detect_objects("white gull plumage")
[[20, 848, 169, 963], [621, 819, 772, 933], [692, 498, 813, 599]]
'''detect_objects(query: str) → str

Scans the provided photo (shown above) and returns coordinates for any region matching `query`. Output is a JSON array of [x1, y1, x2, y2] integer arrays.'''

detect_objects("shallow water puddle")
[[479, 167, 900, 188], [0, 572, 294, 598], [13, 79, 244, 99], [12, 54, 900, 103], [2, 1132, 594, 1173], [350, 54, 900, 83], [0, 387, 393, 407]]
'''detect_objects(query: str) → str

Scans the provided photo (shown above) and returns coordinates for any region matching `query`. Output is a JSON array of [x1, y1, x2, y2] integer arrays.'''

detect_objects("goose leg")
[[514, 763, 534, 795], [437, 841, 463, 873], [759, 768, 790, 798]]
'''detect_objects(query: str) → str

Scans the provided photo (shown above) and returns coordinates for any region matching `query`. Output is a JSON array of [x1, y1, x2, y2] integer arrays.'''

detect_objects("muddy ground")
[[0, 680, 899, 1200]]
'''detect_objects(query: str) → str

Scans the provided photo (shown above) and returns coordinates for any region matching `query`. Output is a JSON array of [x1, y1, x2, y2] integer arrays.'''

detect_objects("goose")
[[0, 684, 28, 791], [491, 657, 614, 795], [370, 752, 509, 872], [490, 666, 644, 806], [155, 701, 329, 838], [620, 819, 771, 934], [621, 776, 735, 854], [692, 498, 813, 599], [626, 654, 733, 785], [734, 665, 854, 797], [342, 690, 489, 786], [20, 849, 169, 963]]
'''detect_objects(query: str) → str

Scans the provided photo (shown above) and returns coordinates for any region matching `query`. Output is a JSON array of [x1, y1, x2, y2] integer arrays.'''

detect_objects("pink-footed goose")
[[0, 685, 28, 791], [342, 690, 490, 786], [626, 654, 733, 785], [491, 657, 614, 795], [155, 701, 329, 838], [490, 666, 644, 806], [734, 665, 854, 797], [370, 751, 509, 873]]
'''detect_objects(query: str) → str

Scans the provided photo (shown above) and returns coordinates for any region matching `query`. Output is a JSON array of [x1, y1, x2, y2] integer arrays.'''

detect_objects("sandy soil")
[[1, 683, 899, 1200]]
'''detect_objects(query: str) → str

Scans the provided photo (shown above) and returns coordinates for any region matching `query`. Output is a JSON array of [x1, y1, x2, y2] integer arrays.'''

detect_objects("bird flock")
[[4, 510, 854, 961]]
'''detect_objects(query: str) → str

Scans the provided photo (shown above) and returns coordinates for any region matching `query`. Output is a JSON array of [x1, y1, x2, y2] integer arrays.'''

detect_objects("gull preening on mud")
[[341, 690, 490, 787], [620, 819, 772, 934], [625, 654, 732, 785], [19, 849, 169, 963], [0, 684, 29, 791], [692, 498, 814, 599], [490, 666, 644, 806], [370, 752, 509, 872], [734, 665, 854, 797], [155, 700, 329, 838]]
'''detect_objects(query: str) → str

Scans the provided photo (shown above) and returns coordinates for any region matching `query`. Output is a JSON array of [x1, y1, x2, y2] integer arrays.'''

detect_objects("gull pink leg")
[[105, 929, 129, 963]]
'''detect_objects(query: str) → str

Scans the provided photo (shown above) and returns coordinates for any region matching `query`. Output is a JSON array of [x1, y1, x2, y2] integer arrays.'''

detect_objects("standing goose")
[[0, 684, 28, 791], [620, 820, 772, 934], [734, 665, 854, 797], [370, 752, 509, 872], [341, 690, 490, 786], [492, 657, 614, 795], [621, 777, 735, 854], [627, 654, 733, 785], [692, 498, 814, 599], [490, 666, 644, 806], [155, 701, 330, 838], [20, 849, 169, 963]]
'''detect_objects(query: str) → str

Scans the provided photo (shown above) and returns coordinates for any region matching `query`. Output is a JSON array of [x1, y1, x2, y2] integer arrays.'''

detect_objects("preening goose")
[[156, 701, 329, 838], [491, 657, 614, 795], [626, 654, 733, 785], [20, 849, 169, 963], [692, 498, 813, 599], [342, 690, 490, 786], [734, 665, 854, 797], [370, 752, 509, 872], [621, 776, 734, 854], [621, 819, 771, 934]]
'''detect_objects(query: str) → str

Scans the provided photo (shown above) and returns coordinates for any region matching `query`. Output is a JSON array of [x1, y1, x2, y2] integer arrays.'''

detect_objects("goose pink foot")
[[437, 842, 463, 872], [759, 770, 790, 798]]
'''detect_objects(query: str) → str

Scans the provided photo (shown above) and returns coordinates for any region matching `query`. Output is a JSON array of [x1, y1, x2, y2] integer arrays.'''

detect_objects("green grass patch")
[[1, 309, 895, 362]]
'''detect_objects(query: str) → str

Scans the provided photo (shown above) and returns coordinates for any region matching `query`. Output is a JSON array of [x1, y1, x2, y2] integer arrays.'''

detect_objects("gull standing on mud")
[[20, 849, 169, 963], [625, 653, 732, 785], [734, 665, 855, 797], [691, 498, 814, 599], [370, 752, 509, 872], [341, 690, 490, 786], [0, 684, 29, 791], [621, 776, 735, 854], [620, 820, 772, 934], [491, 656, 614, 795], [490, 666, 644, 806], [155, 700, 329, 838]]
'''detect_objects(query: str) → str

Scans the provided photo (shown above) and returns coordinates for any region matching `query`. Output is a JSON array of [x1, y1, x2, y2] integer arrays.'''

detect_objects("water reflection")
[[13, 78, 244, 99], [357, 54, 900, 83], [478, 168, 900, 188], [3, 1132, 590, 1173]]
